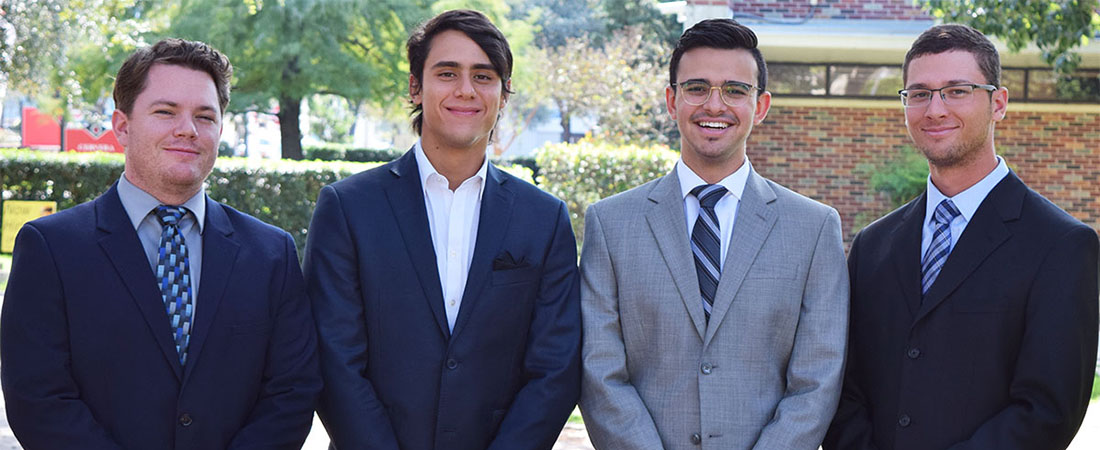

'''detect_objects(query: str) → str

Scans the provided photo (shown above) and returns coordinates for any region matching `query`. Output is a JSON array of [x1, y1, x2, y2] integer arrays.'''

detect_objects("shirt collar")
[[676, 157, 752, 202], [924, 156, 1010, 226], [413, 139, 490, 191], [117, 173, 206, 233]]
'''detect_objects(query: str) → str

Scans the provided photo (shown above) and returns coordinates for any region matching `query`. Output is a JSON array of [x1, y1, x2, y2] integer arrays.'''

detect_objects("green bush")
[[0, 149, 374, 256], [871, 147, 928, 208], [303, 144, 346, 161], [535, 140, 678, 246], [304, 144, 404, 163]]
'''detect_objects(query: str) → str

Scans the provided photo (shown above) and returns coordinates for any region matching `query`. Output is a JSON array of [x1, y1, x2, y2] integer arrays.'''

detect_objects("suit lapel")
[[182, 197, 240, 382], [645, 171, 707, 341], [385, 150, 450, 339], [450, 164, 514, 342], [890, 194, 926, 319], [95, 185, 184, 380], [704, 171, 777, 347], [916, 173, 1021, 321]]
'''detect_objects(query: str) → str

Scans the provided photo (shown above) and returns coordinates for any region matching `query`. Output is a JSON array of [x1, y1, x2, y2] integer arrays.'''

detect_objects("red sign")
[[20, 107, 124, 153]]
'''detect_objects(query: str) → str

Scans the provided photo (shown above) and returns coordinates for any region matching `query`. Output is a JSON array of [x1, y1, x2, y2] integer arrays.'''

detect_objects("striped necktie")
[[154, 205, 194, 366], [921, 199, 961, 297], [690, 184, 727, 321]]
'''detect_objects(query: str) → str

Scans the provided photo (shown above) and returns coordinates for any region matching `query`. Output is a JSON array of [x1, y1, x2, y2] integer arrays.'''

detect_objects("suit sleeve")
[[228, 232, 322, 449], [487, 200, 582, 450], [945, 225, 1099, 450], [822, 230, 881, 450], [576, 204, 666, 450], [0, 224, 124, 450], [752, 208, 850, 450], [303, 185, 400, 450]]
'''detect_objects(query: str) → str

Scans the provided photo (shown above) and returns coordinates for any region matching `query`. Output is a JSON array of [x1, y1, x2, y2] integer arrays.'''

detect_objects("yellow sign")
[[2, 201, 58, 253]]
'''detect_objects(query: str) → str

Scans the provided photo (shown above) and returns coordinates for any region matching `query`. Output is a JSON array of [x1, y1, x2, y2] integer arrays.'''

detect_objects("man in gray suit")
[[578, 19, 848, 449]]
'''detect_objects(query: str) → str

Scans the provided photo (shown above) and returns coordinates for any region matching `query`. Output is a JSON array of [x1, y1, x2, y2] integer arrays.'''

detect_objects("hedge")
[[535, 140, 678, 246], [303, 144, 405, 163], [0, 149, 534, 256]]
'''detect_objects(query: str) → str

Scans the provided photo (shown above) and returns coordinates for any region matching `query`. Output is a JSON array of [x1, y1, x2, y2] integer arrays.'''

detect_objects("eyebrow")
[[906, 79, 976, 89], [682, 78, 752, 85], [149, 100, 217, 112], [431, 61, 498, 73]]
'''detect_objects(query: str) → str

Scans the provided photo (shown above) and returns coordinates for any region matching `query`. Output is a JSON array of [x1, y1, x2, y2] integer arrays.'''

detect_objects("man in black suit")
[[824, 24, 1098, 450]]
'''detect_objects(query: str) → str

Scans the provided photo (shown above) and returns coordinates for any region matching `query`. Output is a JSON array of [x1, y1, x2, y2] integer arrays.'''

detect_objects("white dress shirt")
[[117, 173, 206, 314], [677, 158, 752, 269], [415, 140, 489, 331], [921, 156, 1010, 260]]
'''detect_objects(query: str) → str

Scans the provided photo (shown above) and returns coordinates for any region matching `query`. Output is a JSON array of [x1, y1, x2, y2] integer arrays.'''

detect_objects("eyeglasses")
[[898, 83, 997, 107], [673, 80, 761, 107]]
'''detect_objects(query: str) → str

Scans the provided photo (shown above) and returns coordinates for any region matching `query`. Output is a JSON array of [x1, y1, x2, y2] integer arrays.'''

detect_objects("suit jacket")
[[824, 172, 1099, 450], [303, 149, 581, 450], [0, 184, 321, 450], [578, 168, 849, 450]]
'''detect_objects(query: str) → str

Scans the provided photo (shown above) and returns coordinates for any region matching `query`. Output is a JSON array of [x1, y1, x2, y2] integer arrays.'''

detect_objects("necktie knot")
[[155, 206, 186, 227], [932, 199, 961, 226], [691, 184, 727, 209]]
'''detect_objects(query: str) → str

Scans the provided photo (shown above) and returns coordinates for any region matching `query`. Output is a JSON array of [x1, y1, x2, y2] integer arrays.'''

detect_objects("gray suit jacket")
[[579, 168, 848, 450]]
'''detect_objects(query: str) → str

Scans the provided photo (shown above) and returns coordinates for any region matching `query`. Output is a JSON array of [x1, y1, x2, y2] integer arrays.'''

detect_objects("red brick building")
[[673, 0, 1100, 241]]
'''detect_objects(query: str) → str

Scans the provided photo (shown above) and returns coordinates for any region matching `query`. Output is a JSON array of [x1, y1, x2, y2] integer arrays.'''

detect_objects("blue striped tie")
[[155, 206, 194, 366], [921, 199, 961, 297], [691, 184, 727, 321]]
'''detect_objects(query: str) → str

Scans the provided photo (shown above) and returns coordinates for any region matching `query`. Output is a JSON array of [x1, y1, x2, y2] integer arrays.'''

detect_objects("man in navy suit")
[[304, 9, 581, 450], [824, 24, 1098, 450], [1, 39, 321, 449]]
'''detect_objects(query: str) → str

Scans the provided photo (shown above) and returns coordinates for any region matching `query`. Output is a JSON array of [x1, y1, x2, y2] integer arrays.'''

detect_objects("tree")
[[922, 0, 1100, 74], [168, 0, 430, 159]]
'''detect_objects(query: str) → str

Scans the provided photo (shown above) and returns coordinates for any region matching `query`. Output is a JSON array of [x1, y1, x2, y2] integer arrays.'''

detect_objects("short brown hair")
[[903, 24, 1000, 86], [113, 38, 233, 115], [406, 9, 513, 136]]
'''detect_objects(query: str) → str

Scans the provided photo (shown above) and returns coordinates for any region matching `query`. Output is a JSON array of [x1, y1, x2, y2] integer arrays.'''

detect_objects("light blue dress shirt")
[[920, 156, 1010, 260]]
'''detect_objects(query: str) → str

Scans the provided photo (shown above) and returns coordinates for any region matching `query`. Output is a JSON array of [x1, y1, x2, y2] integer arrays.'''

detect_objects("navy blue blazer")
[[824, 172, 1099, 450], [1, 184, 321, 449], [304, 149, 581, 450]]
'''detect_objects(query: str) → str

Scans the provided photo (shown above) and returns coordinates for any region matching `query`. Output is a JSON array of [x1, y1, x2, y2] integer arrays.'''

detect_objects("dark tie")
[[154, 206, 194, 366], [691, 184, 727, 321], [921, 199, 961, 296]]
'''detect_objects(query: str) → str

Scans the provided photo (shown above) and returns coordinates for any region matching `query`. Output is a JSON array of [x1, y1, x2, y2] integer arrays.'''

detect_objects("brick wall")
[[749, 101, 1100, 242], [723, 0, 931, 21]]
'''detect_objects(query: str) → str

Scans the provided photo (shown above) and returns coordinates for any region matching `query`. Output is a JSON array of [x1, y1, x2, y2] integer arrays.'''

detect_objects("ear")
[[409, 74, 422, 105], [991, 86, 1008, 122], [665, 85, 678, 120], [111, 109, 130, 148], [500, 78, 511, 106], [752, 90, 772, 125]]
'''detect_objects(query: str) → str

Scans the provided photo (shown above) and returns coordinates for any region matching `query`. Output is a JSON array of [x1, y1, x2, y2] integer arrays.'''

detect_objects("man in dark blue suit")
[[1, 39, 321, 449], [304, 9, 581, 450], [824, 24, 1098, 450]]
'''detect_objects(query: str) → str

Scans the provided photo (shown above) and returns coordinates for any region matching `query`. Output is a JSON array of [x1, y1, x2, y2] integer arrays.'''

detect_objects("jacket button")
[[898, 414, 911, 427], [690, 433, 702, 445], [700, 362, 713, 375], [179, 413, 193, 427], [907, 348, 921, 359], [446, 358, 458, 370]]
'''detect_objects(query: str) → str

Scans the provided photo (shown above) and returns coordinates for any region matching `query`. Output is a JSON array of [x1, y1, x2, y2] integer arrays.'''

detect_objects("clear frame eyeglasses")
[[673, 80, 761, 107], [898, 83, 997, 107]]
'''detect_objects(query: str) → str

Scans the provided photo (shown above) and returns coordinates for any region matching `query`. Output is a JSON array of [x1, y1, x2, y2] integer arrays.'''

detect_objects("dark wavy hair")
[[669, 18, 767, 91], [113, 38, 233, 114]]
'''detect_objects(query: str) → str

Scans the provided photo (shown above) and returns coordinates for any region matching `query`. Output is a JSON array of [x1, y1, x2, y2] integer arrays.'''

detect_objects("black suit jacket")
[[824, 172, 1098, 450], [1, 184, 321, 449], [303, 149, 581, 450]]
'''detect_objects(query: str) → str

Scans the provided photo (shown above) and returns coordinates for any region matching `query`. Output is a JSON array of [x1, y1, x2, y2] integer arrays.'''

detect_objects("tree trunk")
[[278, 95, 303, 160], [559, 104, 572, 143]]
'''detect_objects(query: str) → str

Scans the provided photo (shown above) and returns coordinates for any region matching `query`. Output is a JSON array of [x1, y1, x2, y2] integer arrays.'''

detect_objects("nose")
[[702, 86, 726, 114], [455, 74, 476, 98], [173, 116, 198, 138], [923, 91, 949, 118]]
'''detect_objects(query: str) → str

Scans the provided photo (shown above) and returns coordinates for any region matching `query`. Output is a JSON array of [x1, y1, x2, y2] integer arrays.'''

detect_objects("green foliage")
[[1093, 373, 1099, 400], [303, 145, 404, 162], [870, 147, 929, 208], [0, 149, 374, 256], [535, 140, 678, 246], [922, 0, 1100, 75]]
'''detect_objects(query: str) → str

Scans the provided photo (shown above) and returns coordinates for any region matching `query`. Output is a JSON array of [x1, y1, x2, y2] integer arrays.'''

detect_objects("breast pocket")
[[491, 267, 539, 286]]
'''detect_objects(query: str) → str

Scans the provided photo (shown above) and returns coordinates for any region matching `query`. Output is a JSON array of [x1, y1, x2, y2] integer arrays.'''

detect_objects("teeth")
[[698, 121, 729, 129]]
